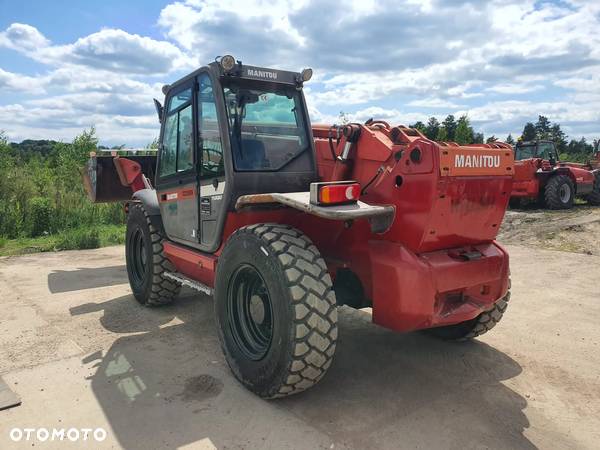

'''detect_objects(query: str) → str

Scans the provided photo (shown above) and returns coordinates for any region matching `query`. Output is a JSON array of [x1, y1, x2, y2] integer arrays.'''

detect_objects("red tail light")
[[310, 181, 361, 206]]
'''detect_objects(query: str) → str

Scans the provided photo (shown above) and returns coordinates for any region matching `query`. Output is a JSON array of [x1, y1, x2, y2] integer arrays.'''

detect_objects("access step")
[[164, 272, 213, 296]]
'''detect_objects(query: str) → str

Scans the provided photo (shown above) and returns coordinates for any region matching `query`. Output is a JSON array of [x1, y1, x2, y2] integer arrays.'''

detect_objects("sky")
[[0, 0, 599, 147]]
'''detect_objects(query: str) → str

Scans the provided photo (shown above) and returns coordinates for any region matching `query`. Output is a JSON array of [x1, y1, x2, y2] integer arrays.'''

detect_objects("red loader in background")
[[83, 56, 514, 398], [511, 140, 600, 209]]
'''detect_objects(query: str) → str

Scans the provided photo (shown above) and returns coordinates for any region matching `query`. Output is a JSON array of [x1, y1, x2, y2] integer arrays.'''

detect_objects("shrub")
[[56, 228, 101, 250], [0, 236, 6, 248], [28, 196, 53, 237]]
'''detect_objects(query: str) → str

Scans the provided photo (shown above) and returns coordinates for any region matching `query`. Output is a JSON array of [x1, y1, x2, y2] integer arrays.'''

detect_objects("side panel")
[[512, 159, 540, 198], [564, 165, 595, 194]]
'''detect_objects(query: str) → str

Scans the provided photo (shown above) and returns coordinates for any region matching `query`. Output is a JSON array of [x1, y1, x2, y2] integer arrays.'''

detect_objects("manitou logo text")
[[454, 154, 501, 168], [247, 69, 278, 79]]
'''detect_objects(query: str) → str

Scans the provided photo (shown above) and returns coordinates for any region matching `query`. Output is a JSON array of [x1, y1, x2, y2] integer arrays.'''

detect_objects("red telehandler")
[[83, 56, 514, 398], [510, 140, 600, 209]]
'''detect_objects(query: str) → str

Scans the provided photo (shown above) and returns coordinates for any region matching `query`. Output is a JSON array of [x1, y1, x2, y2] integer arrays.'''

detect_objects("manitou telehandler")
[[83, 55, 513, 398], [510, 140, 600, 209]]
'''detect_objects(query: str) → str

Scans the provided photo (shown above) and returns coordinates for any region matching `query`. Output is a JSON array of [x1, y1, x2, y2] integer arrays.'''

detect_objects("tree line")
[[407, 114, 599, 162]]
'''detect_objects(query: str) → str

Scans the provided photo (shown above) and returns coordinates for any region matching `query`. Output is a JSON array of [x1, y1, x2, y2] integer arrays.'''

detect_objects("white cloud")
[[0, 23, 49, 52], [1, 0, 600, 144], [0, 24, 190, 75], [0, 68, 45, 94], [485, 84, 544, 95], [408, 98, 464, 109]]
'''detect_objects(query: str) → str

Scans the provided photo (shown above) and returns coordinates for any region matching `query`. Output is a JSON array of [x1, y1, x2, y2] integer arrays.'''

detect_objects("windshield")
[[222, 82, 309, 171], [515, 144, 536, 160], [537, 142, 556, 160], [515, 142, 557, 161]]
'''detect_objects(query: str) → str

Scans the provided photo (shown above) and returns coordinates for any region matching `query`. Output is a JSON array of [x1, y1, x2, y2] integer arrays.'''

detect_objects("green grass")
[[0, 224, 125, 257]]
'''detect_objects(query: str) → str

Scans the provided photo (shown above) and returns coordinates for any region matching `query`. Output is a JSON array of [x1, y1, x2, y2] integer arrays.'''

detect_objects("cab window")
[[537, 142, 555, 160], [222, 81, 309, 172], [159, 87, 193, 177], [198, 75, 224, 179], [515, 144, 535, 160]]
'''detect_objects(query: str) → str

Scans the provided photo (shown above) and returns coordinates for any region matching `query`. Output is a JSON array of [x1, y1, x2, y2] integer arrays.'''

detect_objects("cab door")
[[196, 73, 226, 248], [156, 81, 199, 244]]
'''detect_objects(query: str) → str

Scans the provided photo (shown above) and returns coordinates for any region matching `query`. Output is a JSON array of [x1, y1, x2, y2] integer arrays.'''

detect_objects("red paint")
[[114, 157, 145, 192], [163, 241, 217, 287]]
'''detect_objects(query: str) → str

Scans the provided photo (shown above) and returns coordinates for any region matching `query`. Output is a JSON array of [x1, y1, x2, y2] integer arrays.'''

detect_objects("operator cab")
[[514, 140, 559, 162], [154, 56, 317, 252]]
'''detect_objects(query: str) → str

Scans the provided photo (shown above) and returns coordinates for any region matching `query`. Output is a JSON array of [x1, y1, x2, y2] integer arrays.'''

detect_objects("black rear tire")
[[215, 223, 338, 398], [125, 203, 180, 306], [544, 175, 574, 209], [508, 198, 522, 209], [425, 287, 510, 341], [586, 173, 600, 206]]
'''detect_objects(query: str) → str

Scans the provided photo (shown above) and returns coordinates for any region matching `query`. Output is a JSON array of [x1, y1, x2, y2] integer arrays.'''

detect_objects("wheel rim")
[[227, 264, 274, 361], [129, 228, 147, 286], [559, 183, 572, 203]]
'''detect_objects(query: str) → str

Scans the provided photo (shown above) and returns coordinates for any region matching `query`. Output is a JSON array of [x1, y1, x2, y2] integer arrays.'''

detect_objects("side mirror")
[[153, 99, 163, 123]]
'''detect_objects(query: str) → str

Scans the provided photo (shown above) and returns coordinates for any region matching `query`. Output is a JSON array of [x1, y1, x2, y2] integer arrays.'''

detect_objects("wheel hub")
[[559, 183, 571, 203], [227, 265, 274, 361]]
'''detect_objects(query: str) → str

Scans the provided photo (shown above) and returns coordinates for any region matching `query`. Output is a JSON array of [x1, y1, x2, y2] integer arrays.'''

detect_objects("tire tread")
[[130, 203, 180, 306], [234, 223, 337, 398]]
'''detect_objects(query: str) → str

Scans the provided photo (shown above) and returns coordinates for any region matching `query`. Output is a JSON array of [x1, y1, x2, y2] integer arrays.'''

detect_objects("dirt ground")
[[500, 204, 600, 256], [1, 222, 600, 448]]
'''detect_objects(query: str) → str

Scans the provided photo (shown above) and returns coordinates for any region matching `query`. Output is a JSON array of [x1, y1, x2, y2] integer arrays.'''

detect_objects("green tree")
[[486, 136, 498, 143], [535, 115, 552, 140], [436, 127, 448, 141], [454, 115, 474, 145], [521, 122, 536, 141], [425, 117, 440, 140], [410, 121, 426, 134], [550, 123, 567, 152], [567, 137, 593, 154], [442, 115, 457, 141], [473, 132, 485, 144], [505, 134, 515, 145]]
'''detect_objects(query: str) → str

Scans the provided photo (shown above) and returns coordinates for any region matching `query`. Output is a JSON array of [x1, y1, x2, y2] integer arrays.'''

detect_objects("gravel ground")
[[0, 238, 599, 449]]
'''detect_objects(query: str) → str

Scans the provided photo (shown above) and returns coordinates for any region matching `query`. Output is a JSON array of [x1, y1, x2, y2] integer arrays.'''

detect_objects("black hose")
[[361, 166, 384, 195], [328, 126, 340, 161]]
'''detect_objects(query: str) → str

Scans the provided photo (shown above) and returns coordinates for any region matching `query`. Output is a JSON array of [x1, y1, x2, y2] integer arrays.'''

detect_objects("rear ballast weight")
[[83, 55, 514, 398]]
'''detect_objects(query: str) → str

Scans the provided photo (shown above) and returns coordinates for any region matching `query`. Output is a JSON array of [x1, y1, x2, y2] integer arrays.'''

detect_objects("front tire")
[[215, 224, 338, 398], [425, 287, 510, 341], [586, 173, 600, 205], [125, 203, 180, 306], [544, 175, 574, 209]]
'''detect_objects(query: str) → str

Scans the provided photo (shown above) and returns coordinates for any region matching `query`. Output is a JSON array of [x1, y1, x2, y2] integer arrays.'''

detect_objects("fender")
[[235, 191, 395, 234], [132, 189, 160, 215]]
